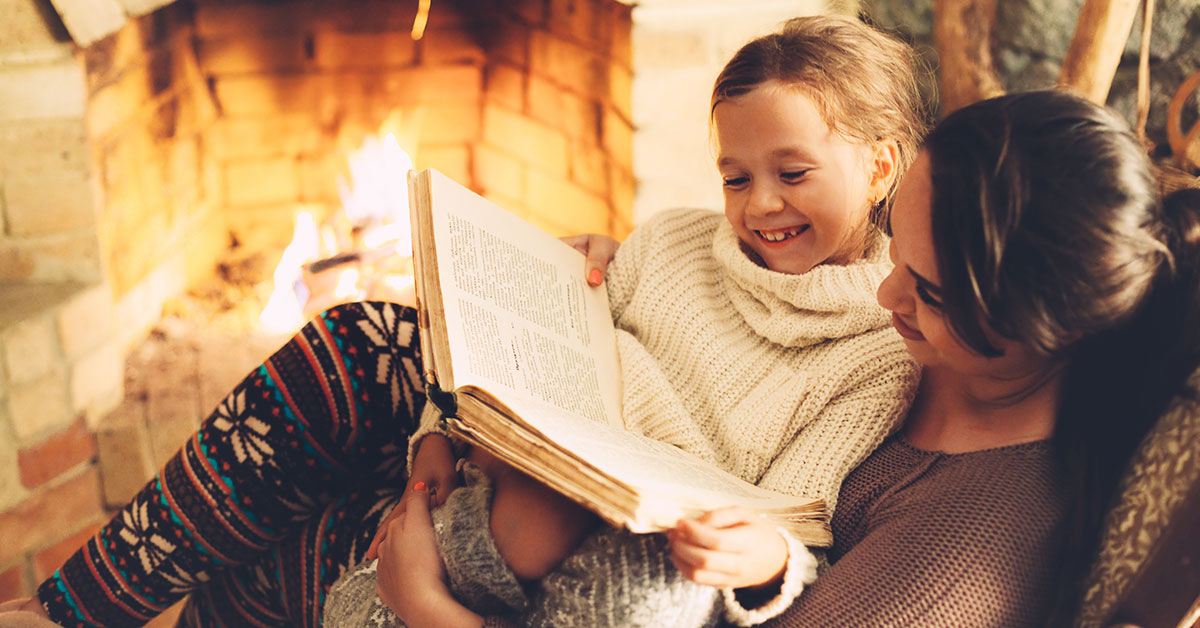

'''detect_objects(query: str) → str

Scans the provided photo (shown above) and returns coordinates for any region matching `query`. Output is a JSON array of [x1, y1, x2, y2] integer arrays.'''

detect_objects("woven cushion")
[[1075, 370, 1200, 627]]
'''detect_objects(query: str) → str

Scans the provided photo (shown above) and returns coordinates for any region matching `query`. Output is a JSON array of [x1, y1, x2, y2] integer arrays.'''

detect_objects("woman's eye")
[[781, 170, 809, 182], [723, 176, 749, 188], [915, 284, 942, 309]]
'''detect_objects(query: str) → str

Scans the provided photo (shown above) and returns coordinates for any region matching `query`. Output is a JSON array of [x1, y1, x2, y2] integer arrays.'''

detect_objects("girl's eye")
[[723, 176, 749, 188], [781, 170, 809, 182], [915, 284, 942, 309]]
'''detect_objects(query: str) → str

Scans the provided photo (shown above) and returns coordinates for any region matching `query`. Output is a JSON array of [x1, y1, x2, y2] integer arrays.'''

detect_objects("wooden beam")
[[1058, 0, 1141, 104], [933, 0, 1005, 115]]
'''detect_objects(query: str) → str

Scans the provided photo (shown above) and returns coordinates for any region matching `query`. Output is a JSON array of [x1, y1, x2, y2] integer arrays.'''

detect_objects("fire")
[[258, 131, 417, 333]]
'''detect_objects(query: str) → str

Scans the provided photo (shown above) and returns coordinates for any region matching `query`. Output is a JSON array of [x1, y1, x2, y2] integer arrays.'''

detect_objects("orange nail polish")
[[588, 269, 603, 285], [413, 481, 426, 491]]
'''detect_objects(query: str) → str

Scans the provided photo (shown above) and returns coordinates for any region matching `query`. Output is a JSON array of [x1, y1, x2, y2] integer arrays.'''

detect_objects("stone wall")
[[863, 0, 1200, 156]]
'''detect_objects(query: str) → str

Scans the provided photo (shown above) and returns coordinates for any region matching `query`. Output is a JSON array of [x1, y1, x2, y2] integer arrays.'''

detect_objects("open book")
[[408, 168, 831, 546]]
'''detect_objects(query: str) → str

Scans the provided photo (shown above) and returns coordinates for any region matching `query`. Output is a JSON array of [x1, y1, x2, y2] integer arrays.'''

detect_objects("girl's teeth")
[[758, 227, 805, 241]]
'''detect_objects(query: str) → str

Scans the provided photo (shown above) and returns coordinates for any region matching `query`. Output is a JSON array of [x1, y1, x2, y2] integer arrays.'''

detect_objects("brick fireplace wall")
[[0, 0, 632, 601]]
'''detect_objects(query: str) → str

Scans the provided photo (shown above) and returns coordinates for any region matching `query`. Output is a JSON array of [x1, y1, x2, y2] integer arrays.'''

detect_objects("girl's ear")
[[867, 139, 901, 204]]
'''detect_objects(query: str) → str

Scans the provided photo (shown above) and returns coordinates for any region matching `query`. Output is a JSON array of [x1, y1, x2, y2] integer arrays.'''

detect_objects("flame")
[[259, 129, 417, 334], [259, 212, 319, 333]]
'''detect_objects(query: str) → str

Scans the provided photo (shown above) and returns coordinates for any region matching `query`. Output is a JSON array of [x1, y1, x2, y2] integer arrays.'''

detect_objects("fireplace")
[[0, 0, 633, 598]]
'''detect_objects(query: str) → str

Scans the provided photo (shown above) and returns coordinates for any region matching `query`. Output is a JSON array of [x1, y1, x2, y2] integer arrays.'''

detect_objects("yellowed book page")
[[422, 168, 622, 429]]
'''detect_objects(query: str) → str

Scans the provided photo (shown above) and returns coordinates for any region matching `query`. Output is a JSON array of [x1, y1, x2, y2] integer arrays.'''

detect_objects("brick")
[[56, 285, 116, 361], [548, 0, 609, 48], [0, 0, 74, 65], [3, 316, 58, 386], [525, 169, 611, 236], [609, 162, 635, 238], [422, 27, 485, 65], [212, 75, 322, 116], [568, 140, 610, 197], [421, 103, 481, 145], [95, 403, 155, 507], [0, 467, 104, 566], [8, 371, 71, 443], [609, 63, 632, 122], [602, 106, 633, 164], [558, 91, 602, 142], [0, 59, 87, 122], [197, 34, 310, 75], [529, 32, 607, 100], [17, 418, 95, 490], [225, 158, 299, 207], [32, 519, 102, 581], [209, 114, 327, 160], [0, 421, 23, 512], [148, 410, 197, 470], [0, 231, 102, 284], [0, 563, 29, 601], [3, 172, 96, 236], [296, 154, 340, 204], [70, 339, 124, 426], [0, 118, 91, 181], [474, 144, 525, 203], [194, 1, 321, 38], [313, 30, 417, 70], [484, 63, 524, 111], [483, 104, 569, 177], [416, 144, 470, 187], [487, 17, 529, 68], [527, 75, 565, 130], [609, 3, 632, 68], [510, 0, 547, 26]]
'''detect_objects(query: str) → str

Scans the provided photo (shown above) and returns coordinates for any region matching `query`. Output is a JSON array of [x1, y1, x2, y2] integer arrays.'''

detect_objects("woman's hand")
[[668, 507, 789, 589], [366, 434, 458, 560], [376, 484, 484, 628], [560, 234, 620, 286]]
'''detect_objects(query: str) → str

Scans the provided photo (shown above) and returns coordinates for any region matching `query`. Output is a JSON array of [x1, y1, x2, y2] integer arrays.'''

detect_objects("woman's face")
[[876, 153, 1049, 379], [713, 81, 886, 275]]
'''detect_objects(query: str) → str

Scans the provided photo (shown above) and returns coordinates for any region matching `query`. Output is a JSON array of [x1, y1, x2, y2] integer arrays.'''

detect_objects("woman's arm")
[[375, 485, 485, 628]]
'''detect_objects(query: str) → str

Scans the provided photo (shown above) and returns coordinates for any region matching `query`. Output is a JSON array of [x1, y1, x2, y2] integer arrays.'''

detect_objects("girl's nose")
[[746, 182, 785, 216]]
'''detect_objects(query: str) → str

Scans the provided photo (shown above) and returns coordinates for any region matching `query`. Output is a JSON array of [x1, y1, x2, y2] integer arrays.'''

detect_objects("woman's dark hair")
[[922, 90, 1200, 623]]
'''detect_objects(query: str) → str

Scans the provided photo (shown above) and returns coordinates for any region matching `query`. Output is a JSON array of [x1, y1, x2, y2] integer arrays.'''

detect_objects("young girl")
[[384, 91, 1200, 628], [9, 14, 926, 628], [335, 13, 929, 628]]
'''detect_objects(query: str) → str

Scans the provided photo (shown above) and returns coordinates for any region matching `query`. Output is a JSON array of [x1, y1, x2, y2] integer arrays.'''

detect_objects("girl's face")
[[713, 81, 891, 275], [877, 153, 1049, 379]]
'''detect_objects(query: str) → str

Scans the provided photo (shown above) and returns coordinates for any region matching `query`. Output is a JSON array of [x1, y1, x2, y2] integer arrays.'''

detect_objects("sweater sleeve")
[[603, 215, 650, 322], [406, 402, 454, 471]]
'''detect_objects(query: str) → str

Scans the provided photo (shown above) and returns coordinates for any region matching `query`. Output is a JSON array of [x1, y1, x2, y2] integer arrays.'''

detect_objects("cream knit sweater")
[[409, 208, 920, 624]]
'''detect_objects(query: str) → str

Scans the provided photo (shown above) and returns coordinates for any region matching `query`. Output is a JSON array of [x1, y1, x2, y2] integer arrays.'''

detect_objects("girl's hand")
[[375, 484, 484, 628], [367, 434, 458, 560], [560, 234, 620, 286], [668, 507, 789, 589]]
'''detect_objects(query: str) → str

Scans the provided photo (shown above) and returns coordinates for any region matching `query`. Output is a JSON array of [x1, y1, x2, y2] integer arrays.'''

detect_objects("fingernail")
[[588, 268, 602, 285], [413, 481, 426, 491]]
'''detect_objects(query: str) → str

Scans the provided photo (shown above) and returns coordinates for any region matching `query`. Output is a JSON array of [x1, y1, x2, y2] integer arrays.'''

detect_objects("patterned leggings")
[[37, 302, 425, 628]]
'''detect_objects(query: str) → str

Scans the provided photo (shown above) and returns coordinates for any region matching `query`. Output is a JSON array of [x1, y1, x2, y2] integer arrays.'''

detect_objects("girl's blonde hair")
[[712, 14, 931, 208]]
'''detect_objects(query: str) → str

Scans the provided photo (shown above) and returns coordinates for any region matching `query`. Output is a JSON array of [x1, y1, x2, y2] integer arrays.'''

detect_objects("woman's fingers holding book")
[[559, 234, 620, 286]]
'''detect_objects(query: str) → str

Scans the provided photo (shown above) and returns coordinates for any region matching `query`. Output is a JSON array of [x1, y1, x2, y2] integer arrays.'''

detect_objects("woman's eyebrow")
[[909, 268, 943, 295]]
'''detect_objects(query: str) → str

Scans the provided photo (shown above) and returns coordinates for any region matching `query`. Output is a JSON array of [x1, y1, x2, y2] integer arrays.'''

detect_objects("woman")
[[379, 90, 1200, 627]]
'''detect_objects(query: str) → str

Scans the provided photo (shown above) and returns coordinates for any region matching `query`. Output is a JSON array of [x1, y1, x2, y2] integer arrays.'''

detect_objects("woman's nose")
[[876, 266, 910, 313]]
